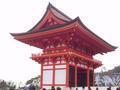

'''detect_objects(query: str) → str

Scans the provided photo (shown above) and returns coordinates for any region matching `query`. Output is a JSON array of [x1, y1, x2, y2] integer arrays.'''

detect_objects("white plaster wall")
[[55, 65, 66, 68], [43, 70, 53, 84], [55, 69, 66, 84], [43, 66, 53, 69]]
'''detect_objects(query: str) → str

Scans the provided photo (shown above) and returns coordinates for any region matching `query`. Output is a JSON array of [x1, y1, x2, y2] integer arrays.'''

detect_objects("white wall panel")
[[55, 65, 66, 68], [55, 69, 66, 84], [43, 66, 53, 69], [43, 70, 53, 84]]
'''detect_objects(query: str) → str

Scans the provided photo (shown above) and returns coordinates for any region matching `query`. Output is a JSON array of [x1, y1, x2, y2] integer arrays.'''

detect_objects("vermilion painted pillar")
[[53, 59, 55, 86], [66, 62, 69, 87], [87, 66, 90, 90], [40, 63, 43, 89]]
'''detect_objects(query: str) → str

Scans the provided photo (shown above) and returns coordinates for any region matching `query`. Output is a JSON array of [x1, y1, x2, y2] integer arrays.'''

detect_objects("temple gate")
[[11, 3, 116, 90]]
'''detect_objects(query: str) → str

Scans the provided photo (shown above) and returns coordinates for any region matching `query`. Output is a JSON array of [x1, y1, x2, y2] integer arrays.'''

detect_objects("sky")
[[0, 0, 120, 85]]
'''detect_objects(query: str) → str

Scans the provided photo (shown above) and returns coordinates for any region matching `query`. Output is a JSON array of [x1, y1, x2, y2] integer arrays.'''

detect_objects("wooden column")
[[75, 63, 77, 87], [66, 60, 69, 87], [87, 66, 90, 90], [52, 58, 55, 86], [40, 63, 43, 89]]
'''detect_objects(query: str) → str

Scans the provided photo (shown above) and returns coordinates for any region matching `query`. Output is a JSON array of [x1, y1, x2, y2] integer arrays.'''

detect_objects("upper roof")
[[27, 3, 72, 33], [48, 3, 72, 21], [11, 3, 117, 53]]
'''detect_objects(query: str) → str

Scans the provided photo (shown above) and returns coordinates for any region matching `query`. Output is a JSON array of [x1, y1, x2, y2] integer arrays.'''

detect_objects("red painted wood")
[[11, 4, 117, 89], [53, 59, 55, 86], [43, 63, 66, 66], [13, 19, 114, 53], [43, 68, 66, 70], [66, 62, 69, 87], [40, 63, 43, 89], [32, 48, 102, 67], [38, 11, 65, 29]]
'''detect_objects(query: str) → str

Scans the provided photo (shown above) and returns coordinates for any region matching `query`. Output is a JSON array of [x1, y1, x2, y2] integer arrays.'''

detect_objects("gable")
[[28, 3, 72, 33], [36, 10, 66, 29]]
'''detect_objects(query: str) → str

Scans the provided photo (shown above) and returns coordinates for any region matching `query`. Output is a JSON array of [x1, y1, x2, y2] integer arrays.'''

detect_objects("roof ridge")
[[48, 3, 72, 21]]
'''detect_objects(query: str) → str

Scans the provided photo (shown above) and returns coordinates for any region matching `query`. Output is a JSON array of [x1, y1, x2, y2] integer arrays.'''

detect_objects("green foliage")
[[26, 75, 40, 85], [0, 80, 16, 90]]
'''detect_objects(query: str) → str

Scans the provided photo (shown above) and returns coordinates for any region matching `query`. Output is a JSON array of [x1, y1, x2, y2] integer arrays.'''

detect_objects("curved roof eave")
[[76, 17, 117, 50], [11, 17, 117, 51]]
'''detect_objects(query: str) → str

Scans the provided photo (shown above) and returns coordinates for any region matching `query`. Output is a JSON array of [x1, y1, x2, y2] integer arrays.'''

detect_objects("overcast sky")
[[0, 0, 120, 85]]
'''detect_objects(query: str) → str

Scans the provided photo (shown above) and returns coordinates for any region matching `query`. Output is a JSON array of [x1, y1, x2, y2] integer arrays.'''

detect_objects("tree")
[[108, 73, 120, 86], [8, 81, 16, 90], [99, 66, 120, 86], [95, 74, 105, 86], [0, 80, 16, 90], [0, 80, 8, 90]]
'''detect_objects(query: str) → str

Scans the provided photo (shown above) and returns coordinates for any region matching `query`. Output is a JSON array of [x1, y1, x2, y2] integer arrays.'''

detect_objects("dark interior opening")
[[69, 65, 93, 87], [69, 66, 75, 87], [77, 68, 87, 87]]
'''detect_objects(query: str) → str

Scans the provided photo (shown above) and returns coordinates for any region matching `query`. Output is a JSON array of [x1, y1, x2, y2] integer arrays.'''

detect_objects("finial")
[[48, 2, 53, 8]]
